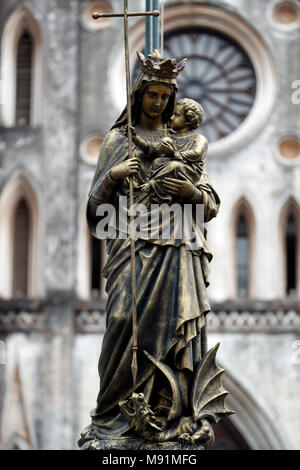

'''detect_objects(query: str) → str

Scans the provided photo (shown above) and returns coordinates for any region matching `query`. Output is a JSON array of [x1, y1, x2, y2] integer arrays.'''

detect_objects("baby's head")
[[172, 98, 204, 132]]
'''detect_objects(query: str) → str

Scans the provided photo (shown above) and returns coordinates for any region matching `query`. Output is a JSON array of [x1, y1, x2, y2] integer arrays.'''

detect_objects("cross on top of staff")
[[92, 9, 159, 19], [92, 1, 162, 57]]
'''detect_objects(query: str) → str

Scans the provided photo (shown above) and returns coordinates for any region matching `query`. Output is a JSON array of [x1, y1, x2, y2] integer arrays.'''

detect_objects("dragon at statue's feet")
[[119, 344, 234, 449]]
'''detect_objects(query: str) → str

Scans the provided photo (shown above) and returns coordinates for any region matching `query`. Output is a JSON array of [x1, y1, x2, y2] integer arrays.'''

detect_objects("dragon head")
[[119, 392, 164, 433]]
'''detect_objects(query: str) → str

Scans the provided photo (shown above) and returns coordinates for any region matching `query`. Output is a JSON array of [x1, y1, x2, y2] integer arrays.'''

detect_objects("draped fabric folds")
[[86, 72, 220, 437]]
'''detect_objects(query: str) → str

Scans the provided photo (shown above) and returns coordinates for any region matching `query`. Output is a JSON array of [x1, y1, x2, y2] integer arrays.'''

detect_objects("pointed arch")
[[2, 434, 33, 450], [1, 5, 42, 127], [279, 198, 300, 297], [76, 202, 91, 300], [0, 369, 32, 449], [0, 337, 37, 449], [0, 171, 42, 298], [76, 198, 107, 300], [12, 198, 30, 297], [222, 369, 288, 449], [231, 197, 256, 298], [90, 232, 107, 299], [212, 416, 250, 449]]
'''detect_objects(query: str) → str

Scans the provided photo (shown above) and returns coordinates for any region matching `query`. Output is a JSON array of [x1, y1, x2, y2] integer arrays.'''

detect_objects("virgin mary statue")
[[79, 51, 229, 448]]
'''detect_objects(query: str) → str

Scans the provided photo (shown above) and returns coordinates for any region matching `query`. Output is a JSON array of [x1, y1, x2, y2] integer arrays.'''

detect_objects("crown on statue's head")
[[137, 50, 187, 80]]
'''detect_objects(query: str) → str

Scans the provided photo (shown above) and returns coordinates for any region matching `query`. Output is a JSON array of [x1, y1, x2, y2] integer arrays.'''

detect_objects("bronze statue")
[[79, 50, 233, 450]]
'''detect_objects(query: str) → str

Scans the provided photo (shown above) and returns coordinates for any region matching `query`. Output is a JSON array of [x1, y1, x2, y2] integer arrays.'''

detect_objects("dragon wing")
[[191, 342, 234, 423]]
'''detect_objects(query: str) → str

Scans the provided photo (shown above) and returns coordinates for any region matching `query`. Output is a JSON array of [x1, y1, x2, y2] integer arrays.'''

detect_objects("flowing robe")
[[86, 126, 220, 436]]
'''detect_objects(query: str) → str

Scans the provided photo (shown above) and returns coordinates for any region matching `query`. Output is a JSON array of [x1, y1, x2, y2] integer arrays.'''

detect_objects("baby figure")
[[132, 98, 207, 203]]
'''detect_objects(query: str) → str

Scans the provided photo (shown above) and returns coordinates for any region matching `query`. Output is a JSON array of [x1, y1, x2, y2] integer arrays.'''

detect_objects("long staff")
[[93, 3, 160, 388], [123, 0, 138, 389]]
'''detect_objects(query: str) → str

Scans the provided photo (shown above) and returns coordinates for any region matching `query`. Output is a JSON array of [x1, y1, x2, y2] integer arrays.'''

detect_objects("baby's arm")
[[157, 137, 176, 157], [131, 127, 168, 158], [131, 126, 150, 154]]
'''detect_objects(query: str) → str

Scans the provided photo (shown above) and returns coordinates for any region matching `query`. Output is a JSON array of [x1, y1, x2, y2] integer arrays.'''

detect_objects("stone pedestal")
[[78, 424, 205, 450]]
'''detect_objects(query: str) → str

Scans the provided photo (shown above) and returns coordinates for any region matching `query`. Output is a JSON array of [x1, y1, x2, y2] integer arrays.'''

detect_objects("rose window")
[[133, 28, 256, 143]]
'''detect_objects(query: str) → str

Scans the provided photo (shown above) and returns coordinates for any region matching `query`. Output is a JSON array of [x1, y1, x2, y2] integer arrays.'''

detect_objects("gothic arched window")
[[0, 172, 41, 299], [16, 30, 33, 126], [285, 214, 298, 295], [1, 6, 42, 127], [13, 199, 30, 298], [236, 214, 249, 297], [90, 236, 106, 298]]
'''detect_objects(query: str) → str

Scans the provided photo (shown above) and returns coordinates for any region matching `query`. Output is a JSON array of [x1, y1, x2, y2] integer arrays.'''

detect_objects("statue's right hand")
[[110, 157, 141, 180], [130, 126, 137, 137]]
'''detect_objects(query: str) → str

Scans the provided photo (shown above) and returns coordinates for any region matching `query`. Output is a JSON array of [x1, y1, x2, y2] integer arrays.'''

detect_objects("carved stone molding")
[[0, 302, 46, 332], [207, 309, 300, 332], [1, 300, 299, 333], [74, 300, 300, 333]]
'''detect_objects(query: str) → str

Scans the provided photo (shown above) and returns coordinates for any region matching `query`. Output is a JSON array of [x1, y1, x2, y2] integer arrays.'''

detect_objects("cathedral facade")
[[0, 0, 299, 449]]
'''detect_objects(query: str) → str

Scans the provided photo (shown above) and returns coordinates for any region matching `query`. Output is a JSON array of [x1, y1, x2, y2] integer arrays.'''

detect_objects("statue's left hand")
[[162, 177, 195, 199]]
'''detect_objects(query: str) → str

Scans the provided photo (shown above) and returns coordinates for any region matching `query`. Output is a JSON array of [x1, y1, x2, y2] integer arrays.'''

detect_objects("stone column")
[[42, 0, 80, 449]]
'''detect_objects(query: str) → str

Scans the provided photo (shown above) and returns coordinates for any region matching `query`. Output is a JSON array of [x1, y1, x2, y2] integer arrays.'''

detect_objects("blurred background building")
[[0, 0, 299, 450]]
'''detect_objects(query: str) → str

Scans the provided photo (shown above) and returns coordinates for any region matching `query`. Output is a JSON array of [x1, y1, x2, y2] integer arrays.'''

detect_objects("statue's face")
[[141, 84, 172, 119]]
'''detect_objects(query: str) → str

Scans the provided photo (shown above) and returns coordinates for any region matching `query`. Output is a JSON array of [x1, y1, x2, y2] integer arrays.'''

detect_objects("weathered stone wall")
[[0, 0, 80, 449], [209, 331, 300, 450]]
